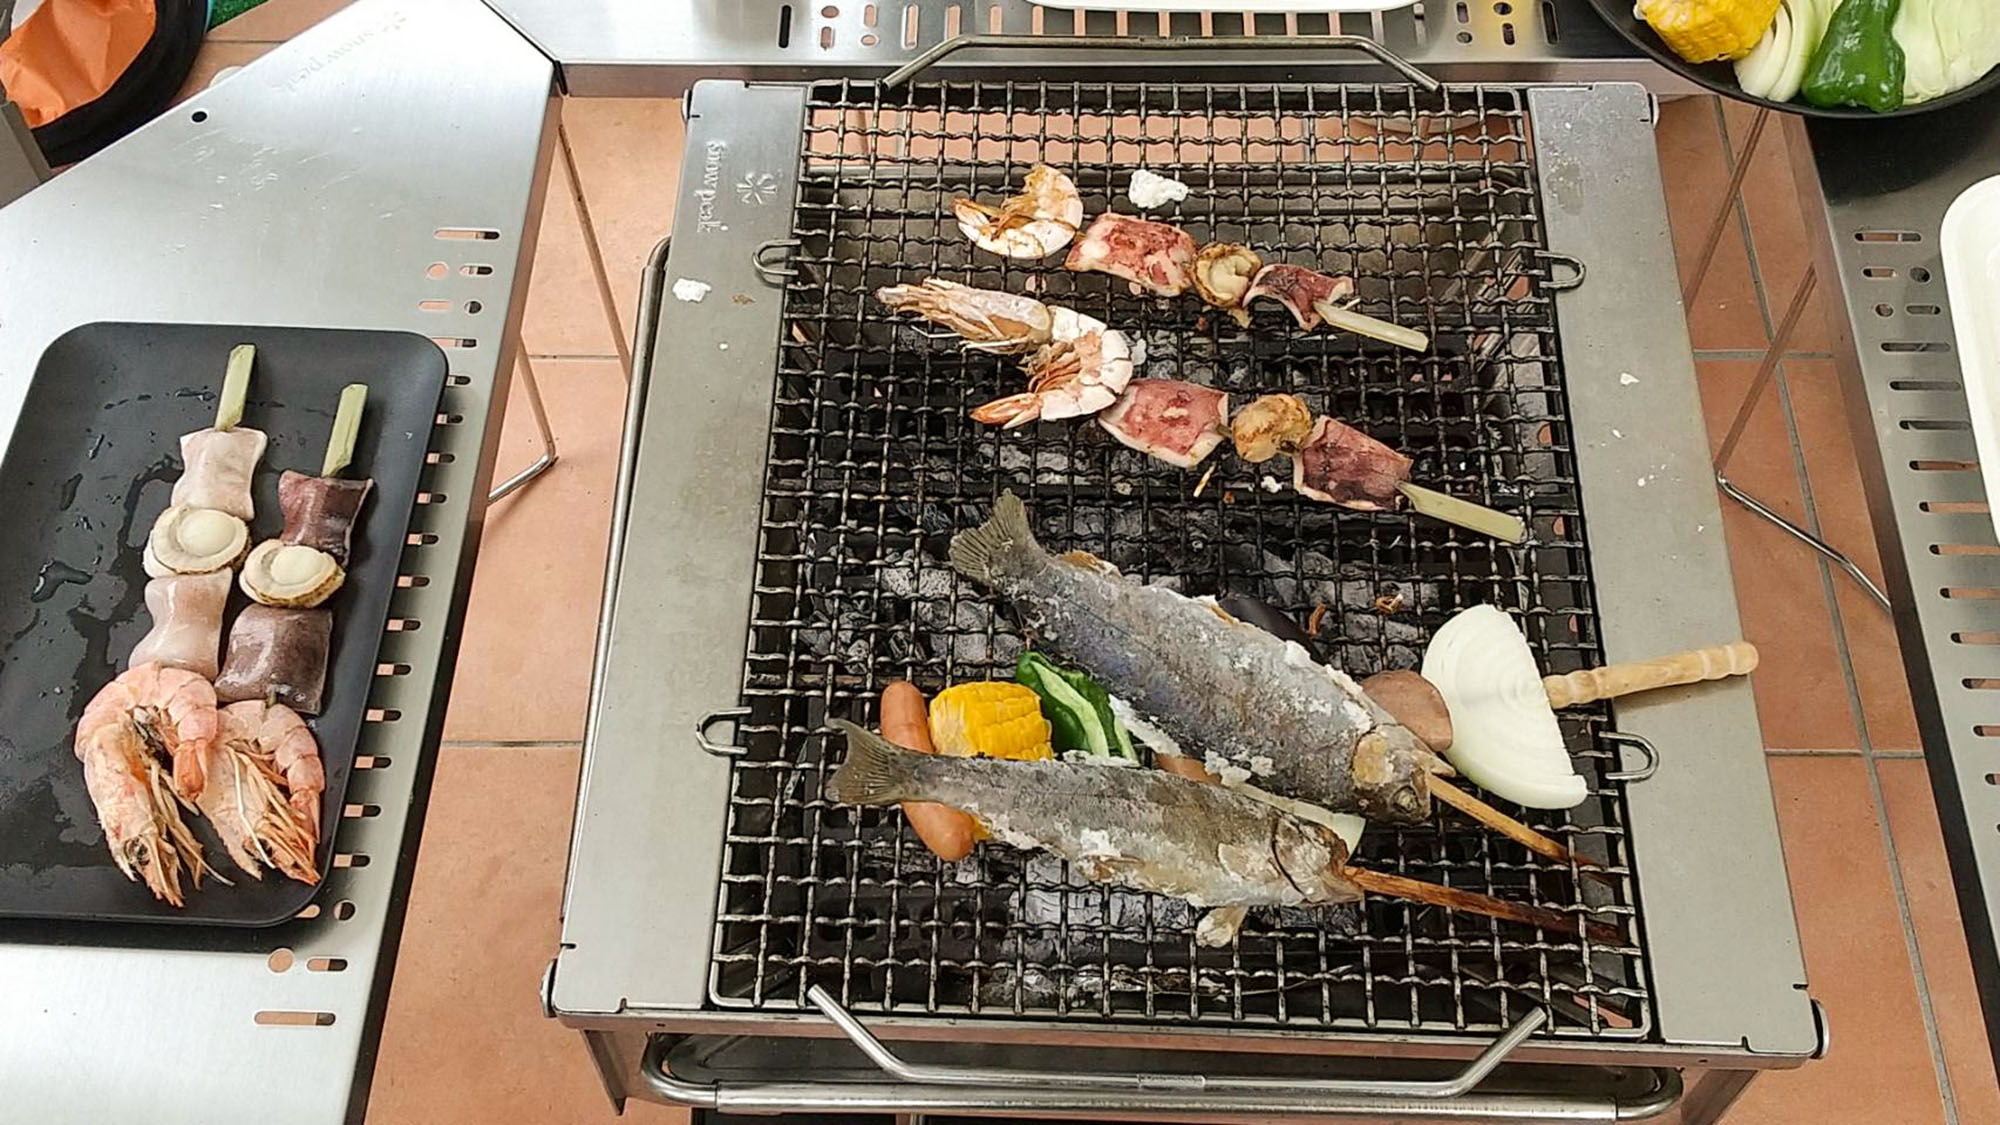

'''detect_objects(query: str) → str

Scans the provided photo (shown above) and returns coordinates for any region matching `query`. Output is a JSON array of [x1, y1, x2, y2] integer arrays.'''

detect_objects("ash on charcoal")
[[876, 554, 958, 602]]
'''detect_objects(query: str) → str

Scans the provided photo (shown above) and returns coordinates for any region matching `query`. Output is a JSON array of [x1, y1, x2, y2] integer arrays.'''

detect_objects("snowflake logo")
[[737, 172, 778, 206]]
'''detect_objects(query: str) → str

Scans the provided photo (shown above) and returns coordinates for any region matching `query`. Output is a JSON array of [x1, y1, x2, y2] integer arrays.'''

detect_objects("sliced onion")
[[1734, 7, 1792, 100], [1421, 605, 1586, 810]]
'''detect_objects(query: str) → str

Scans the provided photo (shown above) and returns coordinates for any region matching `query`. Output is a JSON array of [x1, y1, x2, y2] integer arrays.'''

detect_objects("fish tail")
[[949, 491, 1041, 587], [827, 720, 918, 805]]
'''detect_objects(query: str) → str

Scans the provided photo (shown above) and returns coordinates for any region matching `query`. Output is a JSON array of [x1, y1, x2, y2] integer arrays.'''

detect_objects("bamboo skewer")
[[322, 383, 368, 477], [1344, 865, 1620, 943], [1428, 776, 1616, 888], [216, 344, 255, 432], [1397, 482, 1528, 544]]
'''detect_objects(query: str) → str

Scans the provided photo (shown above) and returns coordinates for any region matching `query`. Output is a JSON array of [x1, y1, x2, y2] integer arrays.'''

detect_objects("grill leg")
[[1677, 1068, 1759, 1125], [1709, 270, 1892, 613], [488, 354, 559, 502]]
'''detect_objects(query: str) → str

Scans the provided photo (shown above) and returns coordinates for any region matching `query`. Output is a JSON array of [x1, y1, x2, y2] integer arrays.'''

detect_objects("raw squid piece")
[[278, 469, 372, 564], [1292, 417, 1412, 510], [1064, 213, 1198, 297], [214, 604, 333, 715], [171, 427, 267, 522], [129, 570, 233, 680], [1244, 264, 1354, 331], [1097, 380, 1230, 469]]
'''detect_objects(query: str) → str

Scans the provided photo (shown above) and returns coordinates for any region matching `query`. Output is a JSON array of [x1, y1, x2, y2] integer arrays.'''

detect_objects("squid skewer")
[[217, 384, 369, 715], [1232, 397, 1526, 544], [144, 344, 262, 578]]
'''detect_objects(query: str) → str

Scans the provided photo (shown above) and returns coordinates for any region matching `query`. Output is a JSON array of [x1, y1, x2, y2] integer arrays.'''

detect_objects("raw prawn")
[[953, 164, 1084, 259], [971, 309, 1133, 428], [875, 278, 1054, 354], [77, 662, 216, 801], [197, 701, 324, 884], [73, 663, 226, 904]]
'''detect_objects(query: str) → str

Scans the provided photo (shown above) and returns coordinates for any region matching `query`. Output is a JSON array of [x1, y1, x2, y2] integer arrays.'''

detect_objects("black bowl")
[[1585, 0, 2000, 119]]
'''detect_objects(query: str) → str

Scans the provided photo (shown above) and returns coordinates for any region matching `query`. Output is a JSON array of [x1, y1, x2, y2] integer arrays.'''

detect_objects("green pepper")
[[1015, 652, 1136, 761], [1800, 0, 1906, 112]]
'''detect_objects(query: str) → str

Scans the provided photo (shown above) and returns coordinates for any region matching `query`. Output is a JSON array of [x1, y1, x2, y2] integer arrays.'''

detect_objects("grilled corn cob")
[[929, 682, 1054, 762], [1637, 0, 1783, 63]]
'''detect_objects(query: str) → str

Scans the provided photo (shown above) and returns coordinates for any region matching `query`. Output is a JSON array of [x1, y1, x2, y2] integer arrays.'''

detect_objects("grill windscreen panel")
[[711, 79, 1652, 1042]]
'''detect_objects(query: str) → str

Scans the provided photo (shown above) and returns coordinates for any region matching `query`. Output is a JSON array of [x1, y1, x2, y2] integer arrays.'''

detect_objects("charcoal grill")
[[554, 56, 1822, 1121]]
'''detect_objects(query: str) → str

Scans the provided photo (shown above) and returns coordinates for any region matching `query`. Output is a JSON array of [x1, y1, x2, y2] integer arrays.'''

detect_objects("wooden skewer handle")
[[1541, 642, 1759, 709]]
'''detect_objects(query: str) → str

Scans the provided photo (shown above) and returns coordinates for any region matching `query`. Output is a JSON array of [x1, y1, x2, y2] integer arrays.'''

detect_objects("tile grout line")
[[1713, 100, 1962, 1124], [439, 739, 583, 749], [1766, 747, 1926, 757]]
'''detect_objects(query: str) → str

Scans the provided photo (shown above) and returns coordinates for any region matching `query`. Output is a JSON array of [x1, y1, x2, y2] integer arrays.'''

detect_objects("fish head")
[[1349, 731, 1432, 824], [1271, 818, 1362, 905]]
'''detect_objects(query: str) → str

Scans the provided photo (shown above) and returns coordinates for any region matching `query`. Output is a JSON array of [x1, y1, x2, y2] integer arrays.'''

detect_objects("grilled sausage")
[[881, 681, 977, 861]]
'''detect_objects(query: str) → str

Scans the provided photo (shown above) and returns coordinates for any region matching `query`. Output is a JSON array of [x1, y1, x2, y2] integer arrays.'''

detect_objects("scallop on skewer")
[[1229, 396, 1527, 544], [145, 344, 262, 578], [219, 384, 370, 715]]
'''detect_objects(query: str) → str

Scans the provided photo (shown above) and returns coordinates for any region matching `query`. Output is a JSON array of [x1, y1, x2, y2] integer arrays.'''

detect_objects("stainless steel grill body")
[[716, 77, 1642, 1041], [554, 76, 1819, 1117]]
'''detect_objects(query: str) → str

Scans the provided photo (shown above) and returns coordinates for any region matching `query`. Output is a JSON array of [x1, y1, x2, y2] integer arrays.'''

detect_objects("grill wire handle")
[[807, 984, 1539, 1096], [641, 992, 1688, 1117], [882, 34, 1442, 92]]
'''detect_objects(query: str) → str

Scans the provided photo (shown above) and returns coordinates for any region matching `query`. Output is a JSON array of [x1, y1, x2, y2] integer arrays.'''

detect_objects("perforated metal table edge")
[[484, 0, 1701, 97], [0, 4, 555, 1122]]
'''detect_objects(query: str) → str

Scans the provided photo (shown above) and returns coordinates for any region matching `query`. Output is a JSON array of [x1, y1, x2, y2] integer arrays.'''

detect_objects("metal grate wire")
[[709, 78, 1652, 1041]]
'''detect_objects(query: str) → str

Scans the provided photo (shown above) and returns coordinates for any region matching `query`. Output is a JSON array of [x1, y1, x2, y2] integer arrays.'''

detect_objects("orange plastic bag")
[[0, 0, 161, 128]]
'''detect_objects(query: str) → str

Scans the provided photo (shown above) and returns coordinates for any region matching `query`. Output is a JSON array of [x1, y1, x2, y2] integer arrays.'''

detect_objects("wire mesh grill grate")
[[710, 78, 1652, 1041]]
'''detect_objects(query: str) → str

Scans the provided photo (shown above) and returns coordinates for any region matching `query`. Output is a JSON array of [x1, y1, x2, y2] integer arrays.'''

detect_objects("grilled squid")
[[1065, 213, 1198, 297]]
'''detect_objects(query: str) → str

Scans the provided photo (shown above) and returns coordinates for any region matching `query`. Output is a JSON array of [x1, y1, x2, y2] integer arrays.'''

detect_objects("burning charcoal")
[[1339, 644, 1385, 676], [1267, 902, 1365, 935]]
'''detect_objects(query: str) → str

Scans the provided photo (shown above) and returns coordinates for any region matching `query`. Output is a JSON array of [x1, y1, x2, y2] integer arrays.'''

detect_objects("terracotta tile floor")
[[184, 7, 1994, 1120]]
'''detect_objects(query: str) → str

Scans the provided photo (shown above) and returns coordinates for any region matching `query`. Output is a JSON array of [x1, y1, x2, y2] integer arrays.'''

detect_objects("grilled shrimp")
[[971, 309, 1134, 429], [73, 663, 225, 905], [953, 164, 1085, 259], [76, 662, 217, 802], [197, 701, 324, 885], [875, 278, 1055, 354]]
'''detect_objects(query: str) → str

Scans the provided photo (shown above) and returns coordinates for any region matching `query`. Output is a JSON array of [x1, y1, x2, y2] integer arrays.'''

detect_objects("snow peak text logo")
[[694, 141, 729, 233]]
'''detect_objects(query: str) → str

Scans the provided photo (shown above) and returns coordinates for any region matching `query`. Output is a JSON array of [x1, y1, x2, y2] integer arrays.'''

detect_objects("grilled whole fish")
[[949, 492, 1438, 823], [828, 721, 1361, 908]]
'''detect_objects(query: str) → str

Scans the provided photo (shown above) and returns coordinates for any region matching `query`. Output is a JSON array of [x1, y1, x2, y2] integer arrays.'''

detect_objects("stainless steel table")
[[0, 2, 554, 1122], [1800, 90, 2000, 1074]]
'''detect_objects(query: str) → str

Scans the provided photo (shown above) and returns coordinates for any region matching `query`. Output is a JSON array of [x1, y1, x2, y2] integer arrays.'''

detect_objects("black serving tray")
[[0, 323, 446, 926]]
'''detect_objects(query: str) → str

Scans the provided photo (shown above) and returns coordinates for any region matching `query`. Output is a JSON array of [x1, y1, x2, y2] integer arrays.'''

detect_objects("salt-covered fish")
[[129, 571, 233, 679], [948, 493, 1439, 822], [828, 721, 1361, 908]]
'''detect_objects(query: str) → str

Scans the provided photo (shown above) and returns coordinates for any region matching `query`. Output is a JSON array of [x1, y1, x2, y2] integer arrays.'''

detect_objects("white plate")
[[1941, 176, 2000, 547], [1037, 2, 1419, 12]]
